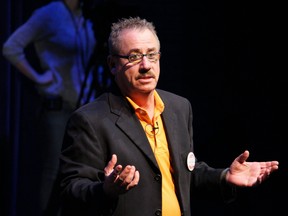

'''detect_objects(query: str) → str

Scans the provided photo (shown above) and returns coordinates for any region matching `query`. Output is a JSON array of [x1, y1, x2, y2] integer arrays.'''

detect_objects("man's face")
[[109, 28, 161, 98]]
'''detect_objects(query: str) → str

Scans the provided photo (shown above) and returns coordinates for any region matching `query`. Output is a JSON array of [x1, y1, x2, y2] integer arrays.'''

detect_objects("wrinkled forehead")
[[117, 28, 160, 53]]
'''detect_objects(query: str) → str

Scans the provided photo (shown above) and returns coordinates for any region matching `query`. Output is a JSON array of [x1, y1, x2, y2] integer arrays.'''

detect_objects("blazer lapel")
[[161, 107, 182, 174], [160, 93, 187, 209], [150, 99, 187, 210], [109, 92, 159, 170]]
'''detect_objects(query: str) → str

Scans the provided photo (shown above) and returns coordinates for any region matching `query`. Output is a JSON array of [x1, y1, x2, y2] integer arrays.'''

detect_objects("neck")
[[129, 91, 155, 119]]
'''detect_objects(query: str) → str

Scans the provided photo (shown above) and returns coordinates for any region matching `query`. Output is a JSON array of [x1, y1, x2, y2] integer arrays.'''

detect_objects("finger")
[[127, 170, 140, 190], [272, 161, 279, 166], [237, 150, 249, 164], [132, 170, 140, 184], [115, 175, 124, 185], [271, 161, 279, 170], [104, 154, 117, 176], [115, 165, 133, 185], [261, 161, 279, 173], [114, 165, 123, 177], [257, 177, 262, 185], [119, 165, 133, 178]]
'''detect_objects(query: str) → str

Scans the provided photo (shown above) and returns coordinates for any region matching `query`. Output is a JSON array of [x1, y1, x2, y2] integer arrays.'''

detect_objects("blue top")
[[3, 1, 97, 107]]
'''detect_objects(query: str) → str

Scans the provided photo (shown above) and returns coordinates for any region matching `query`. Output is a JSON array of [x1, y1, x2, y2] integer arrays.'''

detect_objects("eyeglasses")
[[112, 51, 161, 64]]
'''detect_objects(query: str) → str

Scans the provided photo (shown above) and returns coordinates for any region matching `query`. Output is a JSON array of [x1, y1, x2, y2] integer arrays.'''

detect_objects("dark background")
[[1, 0, 287, 215]]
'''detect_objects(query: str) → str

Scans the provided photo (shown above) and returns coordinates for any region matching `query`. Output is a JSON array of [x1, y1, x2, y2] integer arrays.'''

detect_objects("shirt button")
[[155, 209, 161, 216]]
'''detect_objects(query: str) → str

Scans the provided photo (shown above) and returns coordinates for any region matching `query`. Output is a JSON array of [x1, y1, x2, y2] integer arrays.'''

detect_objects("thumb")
[[104, 154, 117, 176], [237, 150, 249, 164]]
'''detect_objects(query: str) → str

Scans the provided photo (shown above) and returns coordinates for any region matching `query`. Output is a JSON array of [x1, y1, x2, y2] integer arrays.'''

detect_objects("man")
[[59, 17, 279, 216]]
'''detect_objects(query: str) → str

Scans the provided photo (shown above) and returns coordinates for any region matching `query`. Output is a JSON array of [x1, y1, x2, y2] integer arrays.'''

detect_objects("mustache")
[[136, 72, 155, 80]]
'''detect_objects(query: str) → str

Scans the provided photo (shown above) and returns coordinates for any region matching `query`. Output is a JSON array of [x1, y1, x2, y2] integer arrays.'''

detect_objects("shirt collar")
[[126, 90, 165, 123]]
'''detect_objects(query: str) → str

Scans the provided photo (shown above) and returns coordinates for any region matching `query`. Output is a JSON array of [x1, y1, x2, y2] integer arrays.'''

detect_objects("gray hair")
[[108, 17, 160, 54]]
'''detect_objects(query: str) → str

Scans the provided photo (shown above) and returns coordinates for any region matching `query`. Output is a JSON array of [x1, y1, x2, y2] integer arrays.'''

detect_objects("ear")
[[107, 55, 116, 75]]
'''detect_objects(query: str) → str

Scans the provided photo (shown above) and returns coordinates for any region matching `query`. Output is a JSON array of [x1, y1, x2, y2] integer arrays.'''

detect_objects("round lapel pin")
[[187, 152, 195, 171]]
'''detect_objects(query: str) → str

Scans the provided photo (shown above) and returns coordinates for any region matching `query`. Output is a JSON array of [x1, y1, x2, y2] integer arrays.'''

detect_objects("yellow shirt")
[[126, 91, 181, 216]]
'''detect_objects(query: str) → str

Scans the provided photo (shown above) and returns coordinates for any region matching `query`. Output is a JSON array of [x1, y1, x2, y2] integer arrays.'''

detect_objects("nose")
[[139, 57, 152, 74], [139, 55, 152, 69]]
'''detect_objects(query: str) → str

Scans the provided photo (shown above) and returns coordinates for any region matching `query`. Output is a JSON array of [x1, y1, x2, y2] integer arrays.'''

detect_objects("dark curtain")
[[1, 0, 23, 215], [1, 1, 286, 216], [1, 1, 47, 215]]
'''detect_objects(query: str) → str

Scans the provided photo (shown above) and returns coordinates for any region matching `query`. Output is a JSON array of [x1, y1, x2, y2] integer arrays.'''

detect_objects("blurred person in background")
[[2, 0, 107, 215]]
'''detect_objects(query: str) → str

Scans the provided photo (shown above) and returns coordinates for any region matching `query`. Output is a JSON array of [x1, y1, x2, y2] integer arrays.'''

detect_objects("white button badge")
[[187, 152, 195, 171]]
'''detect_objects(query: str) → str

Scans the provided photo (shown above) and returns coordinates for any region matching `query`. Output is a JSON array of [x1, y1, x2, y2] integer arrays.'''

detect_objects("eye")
[[147, 52, 157, 59], [129, 54, 140, 62]]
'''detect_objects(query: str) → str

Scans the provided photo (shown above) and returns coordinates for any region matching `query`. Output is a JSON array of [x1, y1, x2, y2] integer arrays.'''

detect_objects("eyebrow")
[[128, 48, 157, 53]]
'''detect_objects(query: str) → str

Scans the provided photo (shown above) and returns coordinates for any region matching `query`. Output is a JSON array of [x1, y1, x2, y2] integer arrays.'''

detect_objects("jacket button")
[[155, 209, 161, 216], [154, 174, 161, 181]]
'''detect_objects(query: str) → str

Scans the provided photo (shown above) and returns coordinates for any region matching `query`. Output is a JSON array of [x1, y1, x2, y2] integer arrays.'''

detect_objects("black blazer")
[[59, 88, 232, 216]]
